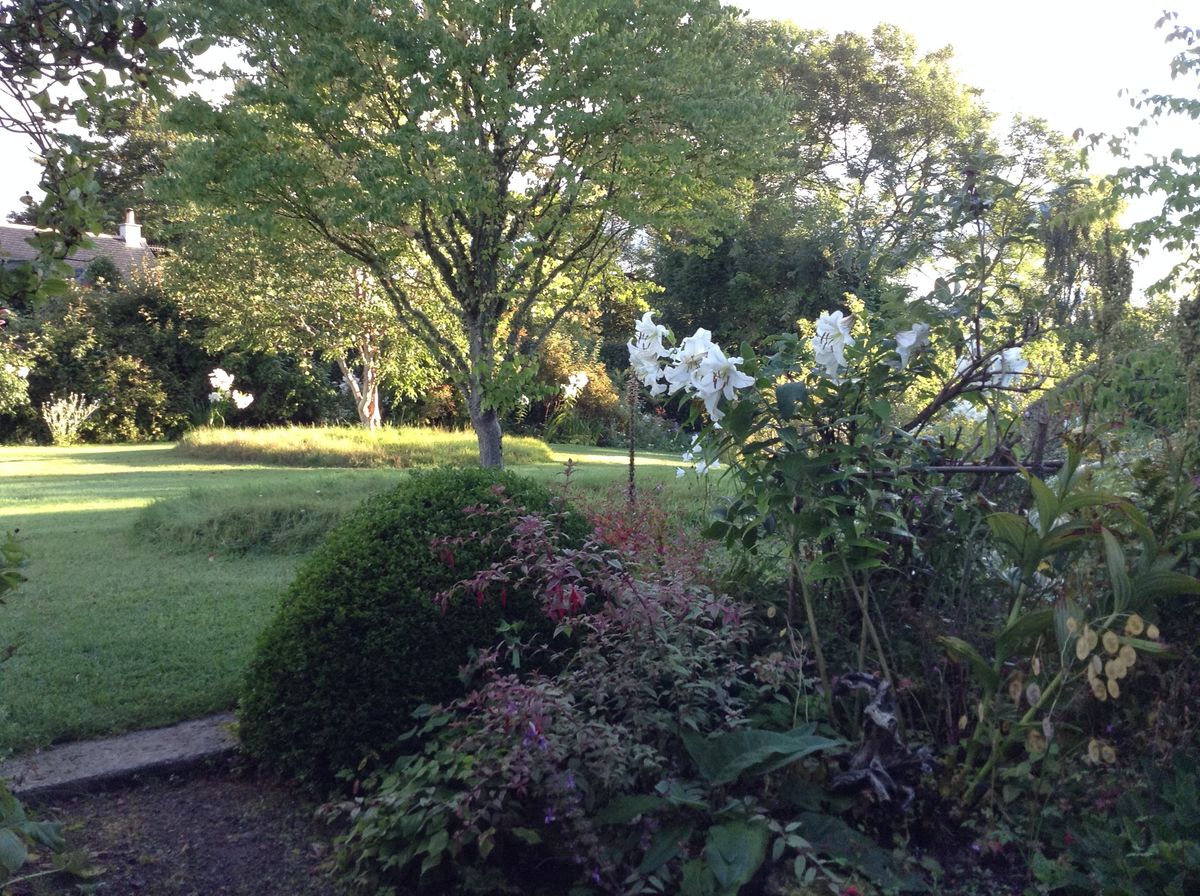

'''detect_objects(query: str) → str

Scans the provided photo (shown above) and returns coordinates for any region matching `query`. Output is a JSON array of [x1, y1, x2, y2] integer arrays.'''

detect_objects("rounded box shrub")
[[238, 466, 587, 787]]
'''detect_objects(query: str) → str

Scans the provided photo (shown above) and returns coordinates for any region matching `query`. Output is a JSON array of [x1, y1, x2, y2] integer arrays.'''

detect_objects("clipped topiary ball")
[[238, 466, 586, 787]]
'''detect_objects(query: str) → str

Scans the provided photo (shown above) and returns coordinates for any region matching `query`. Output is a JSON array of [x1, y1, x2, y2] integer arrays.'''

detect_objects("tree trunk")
[[464, 315, 504, 468], [468, 388, 504, 469], [357, 384, 381, 431], [337, 355, 381, 432]]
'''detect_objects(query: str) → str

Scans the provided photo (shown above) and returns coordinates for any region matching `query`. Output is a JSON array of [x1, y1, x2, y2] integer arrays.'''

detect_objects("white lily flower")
[[664, 328, 714, 395], [231, 390, 255, 410], [696, 344, 755, 421], [894, 322, 931, 369], [562, 371, 590, 400], [987, 347, 1028, 388], [811, 311, 855, 378], [207, 391, 221, 404], [208, 367, 235, 393], [629, 347, 668, 395], [675, 467, 686, 478], [632, 311, 670, 354]]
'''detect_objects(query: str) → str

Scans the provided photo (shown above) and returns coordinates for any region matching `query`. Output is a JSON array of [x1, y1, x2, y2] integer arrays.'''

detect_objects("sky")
[[2, 0, 1197, 289]]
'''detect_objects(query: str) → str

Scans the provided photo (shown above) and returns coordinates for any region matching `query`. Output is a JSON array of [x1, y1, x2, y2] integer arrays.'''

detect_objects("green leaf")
[[512, 827, 542, 845], [996, 607, 1056, 660], [937, 636, 999, 691], [775, 382, 808, 419], [0, 828, 28, 874], [1132, 568, 1200, 599], [705, 821, 769, 893], [682, 726, 841, 787], [1101, 528, 1132, 613], [1027, 475, 1059, 537], [681, 858, 717, 896], [986, 512, 1037, 567], [593, 795, 664, 826], [792, 812, 929, 892], [637, 820, 696, 875]]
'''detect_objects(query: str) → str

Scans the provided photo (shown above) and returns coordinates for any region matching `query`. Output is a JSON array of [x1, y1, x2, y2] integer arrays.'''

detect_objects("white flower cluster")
[[561, 371, 589, 401], [675, 432, 721, 478], [628, 313, 754, 422], [208, 367, 254, 410], [2, 363, 29, 379]]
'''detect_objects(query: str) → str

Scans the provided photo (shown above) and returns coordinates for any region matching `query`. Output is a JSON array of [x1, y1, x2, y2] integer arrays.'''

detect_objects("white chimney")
[[118, 208, 144, 247]]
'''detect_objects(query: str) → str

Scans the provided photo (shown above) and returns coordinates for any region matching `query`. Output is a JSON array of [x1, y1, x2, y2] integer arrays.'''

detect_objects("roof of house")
[[0, 222, 157, 278]]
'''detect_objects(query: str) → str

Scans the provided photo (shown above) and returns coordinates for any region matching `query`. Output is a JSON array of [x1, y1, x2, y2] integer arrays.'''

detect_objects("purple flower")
[[591, 869, 602, 885], [545, 806, 556, 824], [565, 771, 576, 790]]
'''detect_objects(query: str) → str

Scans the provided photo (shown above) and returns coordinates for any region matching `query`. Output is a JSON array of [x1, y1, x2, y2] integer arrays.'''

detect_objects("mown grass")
[[0, 434, 699, 752], [177, 424, 556, 468]]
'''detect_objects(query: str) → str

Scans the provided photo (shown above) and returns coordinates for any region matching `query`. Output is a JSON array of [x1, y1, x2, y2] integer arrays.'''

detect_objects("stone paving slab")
[[1, 712, 238, 797]]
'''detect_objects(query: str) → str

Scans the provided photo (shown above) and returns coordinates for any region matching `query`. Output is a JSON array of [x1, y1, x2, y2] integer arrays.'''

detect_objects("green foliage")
[[0, 531, 27, 602], [516, 329, 626, 447], [651, 21, 993, 338], [941, 450, 1196, 804], [0, 532, 86, 889], [12, 277, 212, 442], [1032, 754, 1200, 896], [238, 467, 588, 786]]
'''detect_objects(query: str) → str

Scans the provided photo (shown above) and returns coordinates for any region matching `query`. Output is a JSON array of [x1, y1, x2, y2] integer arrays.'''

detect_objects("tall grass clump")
[[176, 425, 555, 468], [132, 474, 392, 555]]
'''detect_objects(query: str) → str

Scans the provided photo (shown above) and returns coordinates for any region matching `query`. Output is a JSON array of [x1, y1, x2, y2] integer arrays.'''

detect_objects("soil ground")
[[13, 757, 339, 896]]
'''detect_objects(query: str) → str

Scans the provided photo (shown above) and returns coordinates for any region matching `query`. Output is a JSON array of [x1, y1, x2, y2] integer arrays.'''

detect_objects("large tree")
[[166, 0, 777, 466], [167, 212, 439, 430], [651, 21, 994, 338]]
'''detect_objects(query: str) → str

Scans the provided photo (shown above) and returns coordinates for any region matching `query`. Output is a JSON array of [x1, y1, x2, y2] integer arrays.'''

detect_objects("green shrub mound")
[[238, 467, 586, 787]]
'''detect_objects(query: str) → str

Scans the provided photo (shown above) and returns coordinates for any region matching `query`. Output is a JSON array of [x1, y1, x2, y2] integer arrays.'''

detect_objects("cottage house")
[[0, 209, 157, 282]]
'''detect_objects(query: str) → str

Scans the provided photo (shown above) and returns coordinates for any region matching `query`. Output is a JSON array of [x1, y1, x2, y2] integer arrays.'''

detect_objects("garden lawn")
[[0, 438, 692, 752]]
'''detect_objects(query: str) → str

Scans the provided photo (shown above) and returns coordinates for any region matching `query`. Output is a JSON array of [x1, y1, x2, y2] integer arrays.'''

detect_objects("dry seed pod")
[[1041, 717, 1054, 740], [1087, 739, 1102, 763], [1075, 631, 1091, 661], [1102, 630, 1120, 655], [1125, 614, 1145, 636], [1118, 644, 1136, 667], [1101, 745, 1117, 764], [1027, 729, 1047, 754], [1084, 627, 1099, 653], [1066, 616, 1080, 634], [1091, 678, 1108, 700], [1107, 678, 1120, 699], [1147, 623, 1160, 640], [1025, 682, 1042, 706], [1104, 659, 1120, 680], [1008, 675, 1024, 703], [958, 714, 968, 731], [1113, 659, 1129, 680], [1032, 656, 1042, 676], [1091, 655, 1103, 675]]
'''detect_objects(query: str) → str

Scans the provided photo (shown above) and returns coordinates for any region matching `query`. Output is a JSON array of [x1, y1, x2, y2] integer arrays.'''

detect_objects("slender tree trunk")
[[336, 354, 381, 432], [467, 383, 504, 468], [464, 314, 504, 468]]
